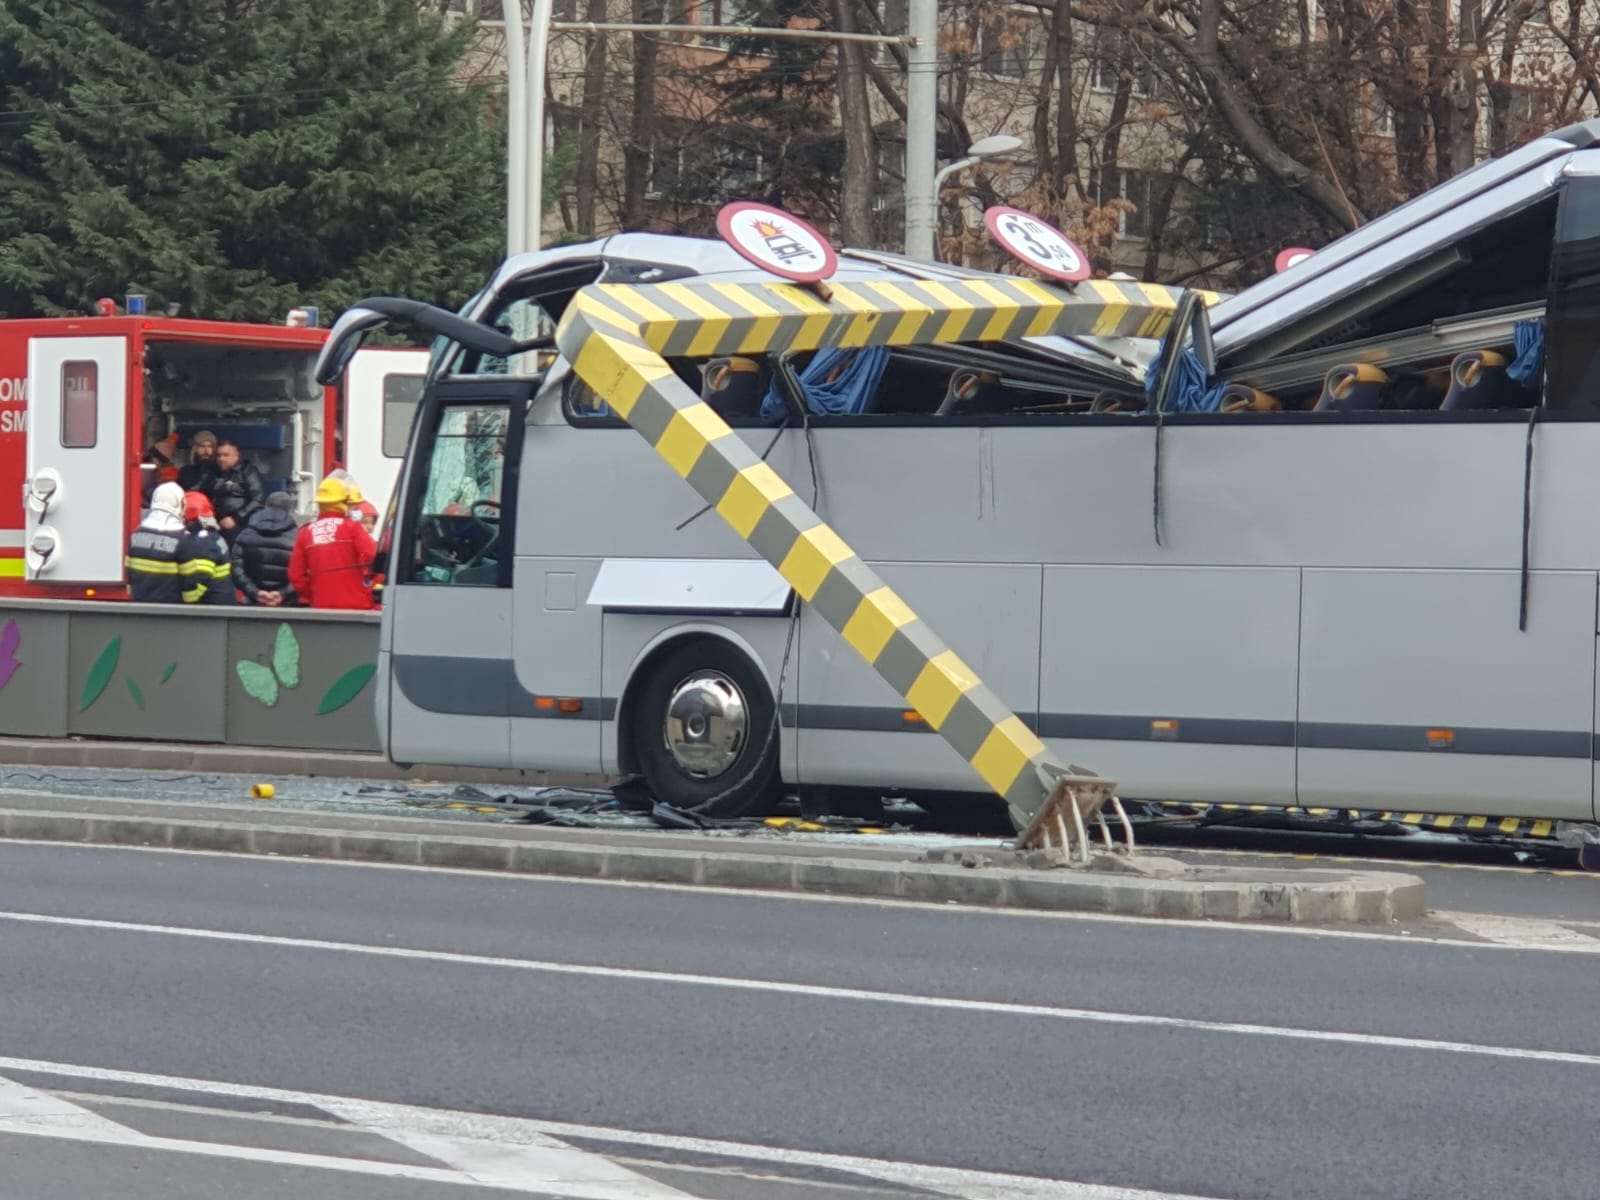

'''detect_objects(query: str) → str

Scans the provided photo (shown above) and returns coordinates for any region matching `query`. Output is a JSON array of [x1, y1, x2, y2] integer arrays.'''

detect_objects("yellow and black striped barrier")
[[1145, 800, 1561, 841], [555, 269, 1202, 843]]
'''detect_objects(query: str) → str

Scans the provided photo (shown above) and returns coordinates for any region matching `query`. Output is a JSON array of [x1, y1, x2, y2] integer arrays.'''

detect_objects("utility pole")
[[526, 0, 555, 252], [504, 0, 528, 255], [902, 0, 938, 261]]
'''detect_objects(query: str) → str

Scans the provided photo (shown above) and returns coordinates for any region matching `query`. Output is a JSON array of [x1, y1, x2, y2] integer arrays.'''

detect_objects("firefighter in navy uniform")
[[178, 491, 236, 605], [125, 482, 187, 602]]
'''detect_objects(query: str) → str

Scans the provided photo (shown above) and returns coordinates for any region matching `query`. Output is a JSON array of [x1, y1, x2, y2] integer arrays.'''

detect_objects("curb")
[[0, 806, 1427, 924], [0, 737, 609, 790]]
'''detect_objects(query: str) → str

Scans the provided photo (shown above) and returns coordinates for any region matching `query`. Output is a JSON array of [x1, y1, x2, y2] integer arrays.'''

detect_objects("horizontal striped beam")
[[553, 269, 1194, 834], [576, 275, 1219, 361]]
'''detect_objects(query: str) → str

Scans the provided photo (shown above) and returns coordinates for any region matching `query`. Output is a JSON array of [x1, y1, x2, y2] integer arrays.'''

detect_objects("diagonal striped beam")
[[554, 271, 1200, 833]]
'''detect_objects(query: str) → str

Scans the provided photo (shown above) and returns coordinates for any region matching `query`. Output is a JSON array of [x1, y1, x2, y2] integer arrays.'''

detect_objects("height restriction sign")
[[983, 206, 1091, 284]]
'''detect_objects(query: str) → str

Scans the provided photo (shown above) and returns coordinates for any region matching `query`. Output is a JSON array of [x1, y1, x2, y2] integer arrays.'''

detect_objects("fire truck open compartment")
[[140, 338, 326, 504]]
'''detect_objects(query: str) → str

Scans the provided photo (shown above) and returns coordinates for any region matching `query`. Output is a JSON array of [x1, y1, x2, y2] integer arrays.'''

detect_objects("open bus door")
[[24, 335, 128, 583], [315, 298, 534, 767]]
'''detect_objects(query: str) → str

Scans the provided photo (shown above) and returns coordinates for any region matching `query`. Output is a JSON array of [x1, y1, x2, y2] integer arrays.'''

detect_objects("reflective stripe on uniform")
[[126, 557, 178, 575]]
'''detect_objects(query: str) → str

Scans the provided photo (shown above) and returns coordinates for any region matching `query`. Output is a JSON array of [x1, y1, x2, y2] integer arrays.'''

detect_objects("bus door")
[[24, 335, 127, 583], [383, 374, 533, 769]]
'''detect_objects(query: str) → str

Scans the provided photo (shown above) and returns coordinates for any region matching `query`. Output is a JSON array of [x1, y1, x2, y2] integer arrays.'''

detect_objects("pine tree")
[[0, 0, 505, 319]]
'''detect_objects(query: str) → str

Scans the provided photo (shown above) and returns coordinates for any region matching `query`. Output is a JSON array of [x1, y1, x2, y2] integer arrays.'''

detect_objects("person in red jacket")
[[289, 477, 377, 609]]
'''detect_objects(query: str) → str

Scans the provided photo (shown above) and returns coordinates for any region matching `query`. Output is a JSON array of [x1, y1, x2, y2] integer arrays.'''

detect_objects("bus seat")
[[1441, 349, 1518, 410], [701, 356, 763, 419], [935, 369, 987, 416], [1314, 363, 1387, 412], [1219, 385, 1282, 412], [1090, 390, 1144, 413]]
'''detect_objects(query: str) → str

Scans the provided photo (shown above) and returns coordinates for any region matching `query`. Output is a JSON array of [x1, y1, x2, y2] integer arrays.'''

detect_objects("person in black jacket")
[[178, 491, 235, 605], [126, 482, 187, 602], [210, 440, 265, 533], [178, 429, 218, 495], [231, 492, 299, 607]]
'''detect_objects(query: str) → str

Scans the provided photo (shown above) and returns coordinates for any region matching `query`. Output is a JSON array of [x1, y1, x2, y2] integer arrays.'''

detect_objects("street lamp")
[[931, 134, 1024, 193], [923, 134, 1023, 262]]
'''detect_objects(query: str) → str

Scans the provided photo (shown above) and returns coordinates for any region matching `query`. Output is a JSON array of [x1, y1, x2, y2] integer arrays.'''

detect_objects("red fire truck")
[[0, 306, 424, 598]]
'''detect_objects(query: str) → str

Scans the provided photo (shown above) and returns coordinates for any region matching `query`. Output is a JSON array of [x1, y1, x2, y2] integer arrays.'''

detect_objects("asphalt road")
[[0, 842, 1598, 1199]]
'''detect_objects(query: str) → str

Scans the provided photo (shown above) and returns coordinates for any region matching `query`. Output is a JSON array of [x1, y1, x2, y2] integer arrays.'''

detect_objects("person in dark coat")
[[210, 439, 266, 533], [231, 492, 299, 607], [178, 492, 235, 605], [178, 429, 218, 495], [126, 482, 186, 602]]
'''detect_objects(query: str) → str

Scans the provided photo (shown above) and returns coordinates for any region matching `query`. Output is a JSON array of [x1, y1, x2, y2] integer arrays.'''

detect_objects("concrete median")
[[0, 793, 1427, 924]]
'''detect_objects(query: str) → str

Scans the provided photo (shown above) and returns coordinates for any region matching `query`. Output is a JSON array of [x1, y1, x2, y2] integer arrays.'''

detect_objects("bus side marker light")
[[557, 698, 583, 714], [1151, 719, 1178, 740], [1426, 728, 1455, 749]]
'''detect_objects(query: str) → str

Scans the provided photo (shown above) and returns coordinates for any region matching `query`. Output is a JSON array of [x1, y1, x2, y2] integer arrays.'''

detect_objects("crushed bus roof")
[[1209, 118, 1600, 363], [479, 231, 1184, 387]]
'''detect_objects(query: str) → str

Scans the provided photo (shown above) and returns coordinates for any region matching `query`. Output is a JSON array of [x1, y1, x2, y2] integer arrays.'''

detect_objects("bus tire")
[[630, 640, 783, 818]]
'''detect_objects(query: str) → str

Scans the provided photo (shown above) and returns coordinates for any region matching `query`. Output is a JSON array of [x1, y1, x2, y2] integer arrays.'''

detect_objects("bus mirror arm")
[[314, 297, 522, 385]]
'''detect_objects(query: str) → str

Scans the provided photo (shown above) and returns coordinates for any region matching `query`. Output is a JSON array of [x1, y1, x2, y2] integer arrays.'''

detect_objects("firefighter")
[[125, 482, 186, 603], [289, 476, 377, 609], [179, 491, 235, 605]]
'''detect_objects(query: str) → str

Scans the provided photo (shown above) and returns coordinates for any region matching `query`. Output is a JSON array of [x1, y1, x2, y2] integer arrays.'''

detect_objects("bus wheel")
[[631, 640, 783, 818]]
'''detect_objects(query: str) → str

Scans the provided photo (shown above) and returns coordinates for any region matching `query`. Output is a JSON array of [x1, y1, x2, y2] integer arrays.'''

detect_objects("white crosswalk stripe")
[[0, 1054, 1228, 1200]]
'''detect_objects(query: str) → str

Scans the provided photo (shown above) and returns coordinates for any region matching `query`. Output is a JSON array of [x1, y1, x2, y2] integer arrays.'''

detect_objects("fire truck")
[[0, 305, 424, 597]]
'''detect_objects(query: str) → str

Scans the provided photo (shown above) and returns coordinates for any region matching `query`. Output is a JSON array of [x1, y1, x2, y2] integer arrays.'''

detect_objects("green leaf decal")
[[316, 663, 376, 715], [159, 662, 177, 685], [236, 660, 279, 707], [273, 623, 300, 688], [79, 637, 121, 712], [126, 679, 145, 710]]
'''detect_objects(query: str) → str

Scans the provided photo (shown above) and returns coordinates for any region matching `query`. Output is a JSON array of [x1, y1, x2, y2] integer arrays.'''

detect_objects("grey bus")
[[318, 120, 1600, 843]]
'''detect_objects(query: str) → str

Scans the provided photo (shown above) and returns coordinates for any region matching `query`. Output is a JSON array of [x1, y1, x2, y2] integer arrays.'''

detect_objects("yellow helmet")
[[314, 476, 348, 509], [345, 482, 364, 505]]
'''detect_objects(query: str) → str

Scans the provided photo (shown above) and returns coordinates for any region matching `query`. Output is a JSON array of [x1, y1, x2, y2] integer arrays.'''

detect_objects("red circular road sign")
[[716, 202, 838, 283], [1274, 246, 1315, 273], [983, 206, 1091, 284]]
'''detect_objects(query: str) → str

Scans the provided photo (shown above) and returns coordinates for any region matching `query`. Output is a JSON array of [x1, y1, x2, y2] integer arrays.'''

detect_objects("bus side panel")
[[1592, 633, 1600, 825], [385, 584, 513, 768], [1296, 568, 1595, 819], [1037, 565, 1300, 805], [794, 563, 1043, 792], [509, 556, 602, 773]]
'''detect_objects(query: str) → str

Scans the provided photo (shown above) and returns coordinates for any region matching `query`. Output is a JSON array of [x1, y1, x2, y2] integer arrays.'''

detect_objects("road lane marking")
[[0, 1071, 525, 1191], [0, 1073, 137, 1138], [0, 909, 1596, 1069], [0, 1055, 1225, 1200], [341, 1127, 698, 1199], [6, 836, 1600, 957]]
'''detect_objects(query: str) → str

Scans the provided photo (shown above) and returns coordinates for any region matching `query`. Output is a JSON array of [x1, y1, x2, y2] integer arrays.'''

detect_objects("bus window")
[[1544, 173, 1600, 411], [407, 401, 509, 586], [381, 373, 423, 458]]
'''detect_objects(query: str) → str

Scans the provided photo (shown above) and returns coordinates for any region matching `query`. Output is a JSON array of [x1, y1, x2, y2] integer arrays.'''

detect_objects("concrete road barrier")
[[0, 797, 1426, 924]]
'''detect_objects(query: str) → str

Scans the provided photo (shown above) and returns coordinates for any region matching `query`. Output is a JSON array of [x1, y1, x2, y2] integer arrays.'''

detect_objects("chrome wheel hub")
[[663, 671, 747, 778]]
